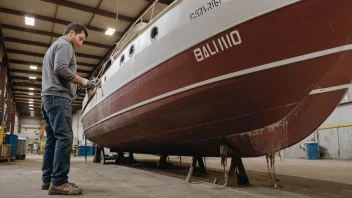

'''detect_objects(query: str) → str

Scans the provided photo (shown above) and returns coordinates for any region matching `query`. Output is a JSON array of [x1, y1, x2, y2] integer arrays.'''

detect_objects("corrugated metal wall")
[[284, 90, 352, 160], [338, 127, 352, 159], [284, 127, 352, 160]]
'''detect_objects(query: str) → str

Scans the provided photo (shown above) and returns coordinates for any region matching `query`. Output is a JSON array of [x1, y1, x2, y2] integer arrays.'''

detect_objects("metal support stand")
[[94, 147, 118, 165], [101, 147, 106, 164], [195, 156, 207, 174], [127, 152, 136, 164], [93, 145, 102, 163], [157, 155, 172, 168], [185, 156, 207, 183], [115, 152, 136, 165], [224, 153, 250, 187], [115, 152, 125, 164]]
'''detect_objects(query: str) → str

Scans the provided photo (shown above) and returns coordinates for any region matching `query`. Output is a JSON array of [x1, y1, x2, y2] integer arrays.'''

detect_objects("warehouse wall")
[[17, 118, 42, 146], [72, 111, 93, 146], [284, 90, 352, 160], [72, 112, 84, 146], [0, 41, 18, 135], [18, 114, 89, 150], [23, 111, 89, 147]]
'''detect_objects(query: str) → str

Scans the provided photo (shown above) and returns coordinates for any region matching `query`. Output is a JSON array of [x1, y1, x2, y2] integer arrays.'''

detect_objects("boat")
[[81, 0, 352, 157]]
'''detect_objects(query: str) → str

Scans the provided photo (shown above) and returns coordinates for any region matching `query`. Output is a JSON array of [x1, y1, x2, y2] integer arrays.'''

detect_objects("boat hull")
[[82, 0, 352, 157]]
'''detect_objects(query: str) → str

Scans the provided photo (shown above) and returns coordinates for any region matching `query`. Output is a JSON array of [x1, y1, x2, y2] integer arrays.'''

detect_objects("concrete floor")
[[0, 154, 351, 197]]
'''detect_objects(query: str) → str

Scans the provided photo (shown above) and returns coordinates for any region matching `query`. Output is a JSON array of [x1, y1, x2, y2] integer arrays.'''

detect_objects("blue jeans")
[[41, 95, 73, 186]]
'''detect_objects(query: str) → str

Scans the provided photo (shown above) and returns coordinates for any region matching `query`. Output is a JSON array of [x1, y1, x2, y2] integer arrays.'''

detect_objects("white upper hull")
[[82, 0, 300, 119]]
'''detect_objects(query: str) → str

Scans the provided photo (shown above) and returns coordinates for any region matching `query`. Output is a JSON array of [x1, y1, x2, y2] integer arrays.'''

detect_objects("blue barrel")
[[86, 146, 94, 156], [77, 146, 93, 156], [77, 146, 85, 156], [304, 142, 318, 160], [5, 134, 18, 157]]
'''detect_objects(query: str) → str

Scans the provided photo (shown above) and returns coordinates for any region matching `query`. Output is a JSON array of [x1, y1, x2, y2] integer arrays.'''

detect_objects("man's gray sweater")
[[41, 36, 77, 101]]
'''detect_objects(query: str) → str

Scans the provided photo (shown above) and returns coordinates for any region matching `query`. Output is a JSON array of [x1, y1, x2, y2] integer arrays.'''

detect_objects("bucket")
[[304, 142, 318, 160]]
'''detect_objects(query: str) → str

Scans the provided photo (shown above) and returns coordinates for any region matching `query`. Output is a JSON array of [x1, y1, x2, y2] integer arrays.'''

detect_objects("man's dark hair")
[[63, 22, 88, 38]]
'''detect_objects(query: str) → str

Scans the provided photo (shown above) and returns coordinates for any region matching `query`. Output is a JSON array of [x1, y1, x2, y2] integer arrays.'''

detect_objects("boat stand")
[[115, 152, 136, 164], [185, 156, 207, 183], [93, 146, 118, 164], [157, 155, 172, 169], [127, 152, 136, 164], [115, 152, 125, 164], [224, 153, 250, 187], [93, 145, 102, 163]]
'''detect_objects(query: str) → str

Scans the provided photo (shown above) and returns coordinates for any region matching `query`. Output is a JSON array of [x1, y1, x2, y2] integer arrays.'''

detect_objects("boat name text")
[[190, 0, 222, 20], [194, 30, 242, 62]]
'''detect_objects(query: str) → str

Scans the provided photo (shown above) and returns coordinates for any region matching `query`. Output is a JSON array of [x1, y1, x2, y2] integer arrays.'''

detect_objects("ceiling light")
[[25, 16, 35, 26], [28, 93, 34, 96], [29, 76, 36, 80], [30, 65, 37, 70], [105, 28, 115, 36], [29, 108, 34, 110], [29, 104, 34, 107], [29, 88, 34, 90]]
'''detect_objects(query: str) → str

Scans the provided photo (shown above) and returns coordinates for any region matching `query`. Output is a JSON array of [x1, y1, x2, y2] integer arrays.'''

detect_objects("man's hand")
[[81, 78, 96, 91], [71, 75, 97, 91]]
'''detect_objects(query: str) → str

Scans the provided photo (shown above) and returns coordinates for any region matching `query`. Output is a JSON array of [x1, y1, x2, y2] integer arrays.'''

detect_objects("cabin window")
[[120, 54, 125, 66], [129, 45, 135, 57], [104, 76, 106, 82], [150, 26, 158, 41]]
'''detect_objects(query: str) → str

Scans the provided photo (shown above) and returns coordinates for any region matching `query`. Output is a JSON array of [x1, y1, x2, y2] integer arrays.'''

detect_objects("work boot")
[[48, 183, 83, 195], [42, 182, 78, 190]]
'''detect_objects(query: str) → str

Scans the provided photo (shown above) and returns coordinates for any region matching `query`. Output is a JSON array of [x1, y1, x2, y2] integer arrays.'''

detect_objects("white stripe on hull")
[[310, 84, 351, 95], [85, 44, 352, 131]]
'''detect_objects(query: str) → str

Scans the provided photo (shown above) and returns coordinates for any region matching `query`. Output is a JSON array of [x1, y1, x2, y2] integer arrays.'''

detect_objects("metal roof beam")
[[10, 68, 89, 75], [10, 68, 42, 76], [14, 88, 41, 93], [41, 0, 134, 23], [7, 45, 102, 60], [9, 59, 96, 68], [12, 82, 42, 89], [1, 24, 111, 49], [0, 7, 122, 36], [5, 37, 49, 48], [11, 76, 41, 82]]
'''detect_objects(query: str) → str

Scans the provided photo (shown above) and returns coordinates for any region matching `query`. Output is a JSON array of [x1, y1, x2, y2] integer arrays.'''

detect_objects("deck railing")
[[95, 0, 181, 80]]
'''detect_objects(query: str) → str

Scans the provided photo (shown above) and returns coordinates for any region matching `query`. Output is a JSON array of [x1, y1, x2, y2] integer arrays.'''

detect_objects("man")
[[41, 22, 96, 195]]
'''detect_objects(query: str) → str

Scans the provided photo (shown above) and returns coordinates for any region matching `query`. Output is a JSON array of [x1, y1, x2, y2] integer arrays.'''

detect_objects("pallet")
[[0, 156, 16, 162], [0, 157, 16, 162]]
